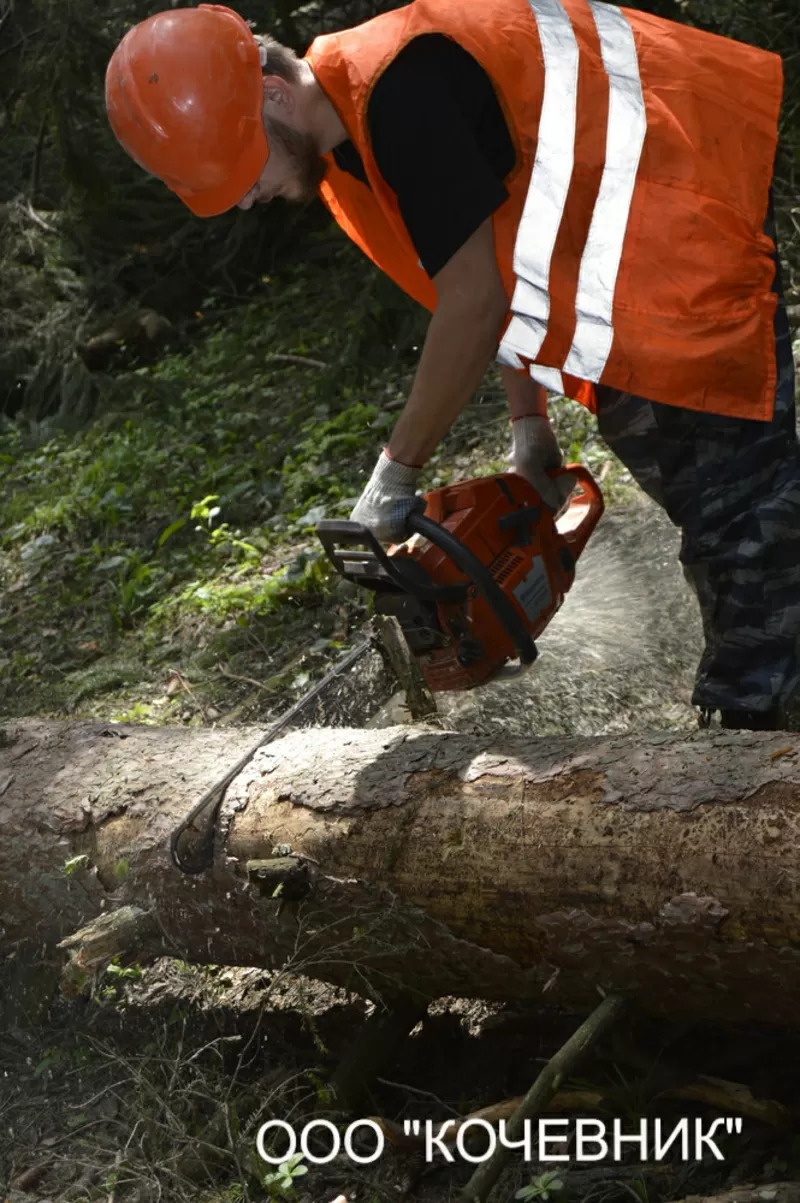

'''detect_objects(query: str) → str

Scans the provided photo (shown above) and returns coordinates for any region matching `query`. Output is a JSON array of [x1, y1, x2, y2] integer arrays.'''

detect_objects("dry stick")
[[461, 993, 627, 1203], [24, 201, 57, 234], [266, 353, 329, 369]]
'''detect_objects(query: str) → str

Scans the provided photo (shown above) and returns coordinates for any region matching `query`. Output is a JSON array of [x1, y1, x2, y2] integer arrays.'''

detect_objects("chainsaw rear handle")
[[550, 464, 604, 559], [406, 512, 538, 667]]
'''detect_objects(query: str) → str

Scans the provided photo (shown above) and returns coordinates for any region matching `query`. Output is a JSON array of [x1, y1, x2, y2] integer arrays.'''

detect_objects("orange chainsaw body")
[[317, 467, 603, 692]]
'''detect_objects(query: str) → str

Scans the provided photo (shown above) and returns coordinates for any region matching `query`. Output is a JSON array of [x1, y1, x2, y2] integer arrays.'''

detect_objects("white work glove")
[[350, 450, 424, 543], [509, 415, 575, 511]]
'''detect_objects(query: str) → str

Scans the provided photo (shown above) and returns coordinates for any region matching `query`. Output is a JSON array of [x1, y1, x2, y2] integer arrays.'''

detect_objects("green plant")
[[516, 1170, 565, 1201], [305, 1068, 334, 1102], [108, 700, 158, 725], [617, 1178, 650, 1203], [63, 853, 90, 875], [106, 554, 164, 629], [261, 1153, 308, 1198], [33, 1046, 66, 1078], [96, 957, 143, 1003], [191, 494, 259, 561], [113, 857, 130, 882]]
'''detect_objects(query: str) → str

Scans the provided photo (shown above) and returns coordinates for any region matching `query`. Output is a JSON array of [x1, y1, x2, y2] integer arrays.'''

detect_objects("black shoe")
[[719, 707, 781, 731]]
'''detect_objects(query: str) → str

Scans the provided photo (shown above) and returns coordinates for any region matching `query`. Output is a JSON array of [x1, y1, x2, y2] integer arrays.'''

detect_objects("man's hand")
[[510, 415, 574, 511], [350, 450, 423, 543]]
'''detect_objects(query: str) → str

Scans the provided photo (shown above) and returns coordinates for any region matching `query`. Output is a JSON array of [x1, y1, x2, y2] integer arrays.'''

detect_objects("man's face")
[[237, 115, 327, 209]]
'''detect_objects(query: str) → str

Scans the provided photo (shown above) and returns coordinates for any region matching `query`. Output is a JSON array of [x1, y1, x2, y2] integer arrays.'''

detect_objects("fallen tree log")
[[2, 719, 800, 1023]]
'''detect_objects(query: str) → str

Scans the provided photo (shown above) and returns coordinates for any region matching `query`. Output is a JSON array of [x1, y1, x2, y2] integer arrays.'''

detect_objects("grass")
[[0, 236, 630, 726]]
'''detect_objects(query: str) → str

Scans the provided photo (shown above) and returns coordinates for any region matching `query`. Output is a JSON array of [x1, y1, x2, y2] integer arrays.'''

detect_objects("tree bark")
[[3, 719, 800, 1023]]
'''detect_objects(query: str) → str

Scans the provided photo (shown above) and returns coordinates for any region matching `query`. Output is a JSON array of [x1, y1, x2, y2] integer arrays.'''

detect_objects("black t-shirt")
[[331, 34, 516, 279]]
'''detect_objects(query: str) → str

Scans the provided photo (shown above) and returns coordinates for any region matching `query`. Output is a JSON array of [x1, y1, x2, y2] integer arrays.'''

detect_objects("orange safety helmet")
[[105, 5, 268, 217]]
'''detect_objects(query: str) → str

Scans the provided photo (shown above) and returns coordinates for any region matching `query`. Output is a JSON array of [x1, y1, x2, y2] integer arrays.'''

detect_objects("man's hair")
[[252, 34, 302, 83]]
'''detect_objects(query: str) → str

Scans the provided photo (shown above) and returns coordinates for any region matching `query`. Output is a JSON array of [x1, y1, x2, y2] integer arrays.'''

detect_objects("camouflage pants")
[[594, 207, 800, 715]]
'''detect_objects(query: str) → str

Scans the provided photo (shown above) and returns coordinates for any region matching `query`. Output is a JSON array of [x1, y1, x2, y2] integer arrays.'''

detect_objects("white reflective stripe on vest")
[[563, 2, 645, 380], [498, 0, 646, 384], [497, 314, 544, 370], [497, 325, 564, 391], [505, 0, 579, 354], [496, 321, 526, 370], [529, 365, 565, 392]]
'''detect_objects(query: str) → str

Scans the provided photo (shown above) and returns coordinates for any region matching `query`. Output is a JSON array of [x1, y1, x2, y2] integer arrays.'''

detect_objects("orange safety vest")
[[306, 0, 783, 419]]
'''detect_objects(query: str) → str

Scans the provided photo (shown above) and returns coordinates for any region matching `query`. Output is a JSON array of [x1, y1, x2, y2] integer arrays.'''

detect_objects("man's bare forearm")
[[386, 296, 506, 466], [501, 364, 549, 419]]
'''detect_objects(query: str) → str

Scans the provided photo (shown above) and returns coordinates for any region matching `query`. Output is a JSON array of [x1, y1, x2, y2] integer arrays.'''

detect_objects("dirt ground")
[[4, 959, 800, 1203]]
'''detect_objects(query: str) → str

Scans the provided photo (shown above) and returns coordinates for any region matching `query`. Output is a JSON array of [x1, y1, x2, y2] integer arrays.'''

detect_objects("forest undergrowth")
[[2, 2, 800, 1200]]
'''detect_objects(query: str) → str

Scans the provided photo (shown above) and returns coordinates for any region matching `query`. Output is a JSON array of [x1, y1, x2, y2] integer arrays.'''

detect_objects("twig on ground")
[[215, 662, 277, 693], [267, 353, 329, 369], [461, 994, 627, 1203], [375, 1076, 461, 1114]]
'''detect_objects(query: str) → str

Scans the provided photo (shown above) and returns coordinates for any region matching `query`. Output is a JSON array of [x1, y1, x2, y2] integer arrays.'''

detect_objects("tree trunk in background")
[[2, 719, 800, 1023]]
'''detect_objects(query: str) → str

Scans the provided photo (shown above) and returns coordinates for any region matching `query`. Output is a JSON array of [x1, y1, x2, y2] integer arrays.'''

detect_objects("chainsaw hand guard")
[[315, 520, 466, 603]]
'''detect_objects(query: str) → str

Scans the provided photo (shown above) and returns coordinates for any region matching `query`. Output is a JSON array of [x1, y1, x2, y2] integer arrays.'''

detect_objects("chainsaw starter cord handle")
[[406, 512, 537, 666]]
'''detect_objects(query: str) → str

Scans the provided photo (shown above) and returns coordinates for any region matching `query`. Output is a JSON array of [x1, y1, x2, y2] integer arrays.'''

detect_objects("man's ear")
[[262, 75, 295, 115]]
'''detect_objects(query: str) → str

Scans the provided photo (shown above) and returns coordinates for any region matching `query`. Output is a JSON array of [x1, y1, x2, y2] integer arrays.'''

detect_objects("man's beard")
[[265, 115, 327, 202]]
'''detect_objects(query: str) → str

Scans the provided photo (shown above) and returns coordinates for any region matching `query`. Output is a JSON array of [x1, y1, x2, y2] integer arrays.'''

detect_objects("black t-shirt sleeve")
[[366, 38, 512, 279]]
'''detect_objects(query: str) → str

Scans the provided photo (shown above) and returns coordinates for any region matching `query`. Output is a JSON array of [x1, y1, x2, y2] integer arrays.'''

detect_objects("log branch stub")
[[58, 905, 157, 967], [246, 857, 313, 901], [58, 905, 160, 995]]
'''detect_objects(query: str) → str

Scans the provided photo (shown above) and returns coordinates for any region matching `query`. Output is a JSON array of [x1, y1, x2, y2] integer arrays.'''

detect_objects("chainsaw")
[[316, 466, 603, 691], [170, 466, 602, 873]]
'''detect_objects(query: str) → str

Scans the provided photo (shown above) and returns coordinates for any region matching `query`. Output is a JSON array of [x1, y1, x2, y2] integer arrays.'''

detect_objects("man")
[[105, 0, 800, 730]]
